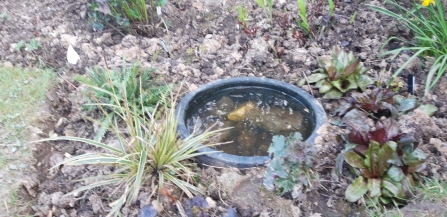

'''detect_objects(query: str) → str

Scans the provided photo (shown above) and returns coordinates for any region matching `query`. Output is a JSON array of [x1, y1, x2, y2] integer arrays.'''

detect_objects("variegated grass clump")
[[75, 61, 172, 142], [36, 75, 228, 216]]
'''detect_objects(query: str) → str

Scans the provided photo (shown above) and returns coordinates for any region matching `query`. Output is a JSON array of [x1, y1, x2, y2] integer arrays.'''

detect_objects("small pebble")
[[140, 204, 158, 217]]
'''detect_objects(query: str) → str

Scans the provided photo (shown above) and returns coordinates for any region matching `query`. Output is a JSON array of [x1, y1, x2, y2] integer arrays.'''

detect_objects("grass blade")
[[33, 136, 123, 154]]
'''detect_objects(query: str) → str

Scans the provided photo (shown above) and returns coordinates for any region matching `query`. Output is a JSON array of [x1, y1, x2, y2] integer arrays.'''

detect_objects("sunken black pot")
[[176, 77, 327, 168]]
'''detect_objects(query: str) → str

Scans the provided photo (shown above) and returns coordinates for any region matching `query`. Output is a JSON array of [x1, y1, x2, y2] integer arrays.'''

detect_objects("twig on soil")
[[301, 71, 314, 97], [57, 72, 77, 90], [248, 195, 257, 203], [102, 50, 109, 70], [217, 182, 230, 207], [103, 23, 126, 37], [147, 176, 157, 204], [175, 200, 188, 217], [3, 199, 8, 215], [235, 62, 254, 72], [200, 163, 228, 169]]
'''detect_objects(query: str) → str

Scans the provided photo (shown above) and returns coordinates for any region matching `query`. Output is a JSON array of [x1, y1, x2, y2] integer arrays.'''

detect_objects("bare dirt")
[[1, 0, 447, 216]]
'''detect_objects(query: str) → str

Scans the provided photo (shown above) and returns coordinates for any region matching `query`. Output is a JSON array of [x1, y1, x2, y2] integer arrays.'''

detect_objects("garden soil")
[[1, 0, 447, 216]]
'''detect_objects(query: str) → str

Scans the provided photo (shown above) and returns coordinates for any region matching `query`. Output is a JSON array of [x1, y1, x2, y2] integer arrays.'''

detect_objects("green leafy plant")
[[254, 0, 273, 21], [14, 41, 25, 51], [349, 11, 357, 24], [264, 132, 317, 198], [76, 62, 171, 113], [14, 39, 41, 52], [328, 0, 335, 16], [338, 118, 426, 204], [89, 0, 168, 34], [369, 0, 447, 96], [24, 39, 41, 52], [295, 0, 336, 37], [236, 5, 249, 26], [1, 12, 8, 20], [34, 83, 229, 216], [0, 67, 55, 215], [296, 0, 309, 34], [335, 87, 438, 120], [335, 87, 398, 119], [75, 61, 172, 141], [298, 46, 373, 99]]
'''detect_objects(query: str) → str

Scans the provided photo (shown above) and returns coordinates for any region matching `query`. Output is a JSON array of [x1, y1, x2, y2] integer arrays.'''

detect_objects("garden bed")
[[1, 0, 447, 216]]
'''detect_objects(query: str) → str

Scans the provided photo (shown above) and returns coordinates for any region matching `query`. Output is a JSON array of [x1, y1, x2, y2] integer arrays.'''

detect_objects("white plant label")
[[67, 45, 80, 64]]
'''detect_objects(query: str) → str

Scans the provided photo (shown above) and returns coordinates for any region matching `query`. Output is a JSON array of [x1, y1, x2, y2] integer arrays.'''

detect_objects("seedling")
[[25, 39, 41, 52], [14, 41, 25, 51], [328, 0, 335, 16], [236, 5, 249, 26], [297, 0, 309, 34], [1, 12, 8, 20], [254, 0, 273, 21], [350, 11, 357, 24]]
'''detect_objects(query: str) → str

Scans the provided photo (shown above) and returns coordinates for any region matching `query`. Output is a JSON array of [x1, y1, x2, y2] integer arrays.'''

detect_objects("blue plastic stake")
[[408, 74, 414, 95]]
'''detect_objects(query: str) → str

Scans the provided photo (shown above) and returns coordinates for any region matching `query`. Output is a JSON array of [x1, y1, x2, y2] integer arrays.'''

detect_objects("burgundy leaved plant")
[[346, 118, 403, 155], [335, 87, 398, 119], [339, 118, 426, 204]]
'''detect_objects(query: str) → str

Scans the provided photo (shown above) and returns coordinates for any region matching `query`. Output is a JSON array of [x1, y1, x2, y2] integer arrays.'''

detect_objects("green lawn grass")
[[0, 66, 55, 216], [0, 67, 55, 143]]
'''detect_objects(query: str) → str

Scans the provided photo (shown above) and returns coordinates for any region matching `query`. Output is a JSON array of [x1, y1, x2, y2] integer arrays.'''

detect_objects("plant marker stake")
[[408, 74, 414, 95], [160, 39, 171, 58]]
